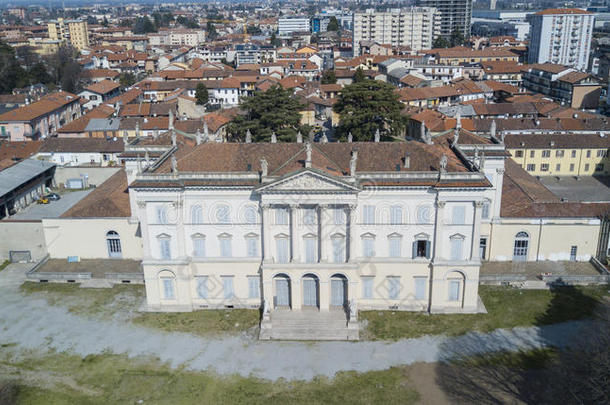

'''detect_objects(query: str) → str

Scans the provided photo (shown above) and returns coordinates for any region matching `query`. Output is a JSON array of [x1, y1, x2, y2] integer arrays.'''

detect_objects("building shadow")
[[435, 282, 609, 404]]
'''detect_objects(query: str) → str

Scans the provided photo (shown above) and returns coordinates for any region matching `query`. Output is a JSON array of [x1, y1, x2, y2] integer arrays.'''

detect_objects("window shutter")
[[412, 241, 418, 259], [425, 241, 431, 259]]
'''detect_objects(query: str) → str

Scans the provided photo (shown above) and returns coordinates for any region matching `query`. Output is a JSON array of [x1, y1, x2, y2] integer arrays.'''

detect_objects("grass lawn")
[[0, 350, 419, 405], [20, 282, 260, 337], [0, 260, 9, 272], [360, 284, 609, 340]]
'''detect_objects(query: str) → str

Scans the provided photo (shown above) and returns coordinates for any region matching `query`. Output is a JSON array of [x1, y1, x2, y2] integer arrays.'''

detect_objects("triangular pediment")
[[256, 170, 360, 194]]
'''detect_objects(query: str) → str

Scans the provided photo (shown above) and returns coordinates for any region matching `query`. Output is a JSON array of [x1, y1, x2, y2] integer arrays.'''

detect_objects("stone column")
[[432, 200, 446, 261], [172, 199, 185, 258], [291, 277, 302, 311], [318, 204, 329, 262], [261, 204, 272, 262], [290, 204, 300, 262], [319, 279, 330, 312], [471, 201, 483, 260], [347, 204, 357, 262]]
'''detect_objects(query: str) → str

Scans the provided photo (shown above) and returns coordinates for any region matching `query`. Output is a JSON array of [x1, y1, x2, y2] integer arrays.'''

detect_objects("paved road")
[[9, 189, 92, 220], [0, 264, 595, 381]]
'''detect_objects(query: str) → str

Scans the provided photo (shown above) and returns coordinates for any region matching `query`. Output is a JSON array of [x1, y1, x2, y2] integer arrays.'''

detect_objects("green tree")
[[102, 17, 109, 27], [45, 45, 81, 93], [433, 36, 451, 48], [450, 28, 466, 47], [227, 85, 306, 142], [195, 82, 209, 105], [133, 16, 156, 34], [353, 67, 366, 83], [321, 70, 337, 84], [206, 21, 218, 41], [327, 16, 340, 32], [28, 62, 52, 84], [0, 40, 28, 93], [333, 79, 407, 141], [119, 72, 136, 88], [270, 32, 281, 47]]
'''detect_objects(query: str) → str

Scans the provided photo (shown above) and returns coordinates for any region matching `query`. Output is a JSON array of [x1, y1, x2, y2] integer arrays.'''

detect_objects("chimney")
[[374, 128, 380, 142], [305, 142, 312, 168], [245, 129, 252, 143], [169, 108, 174, 130], [171, 130, 176, 147], [350, 148, 358, 176], [196, 129, 202, 145], [296, 131, 303, 143], [347, 132, 353, 143], [203, 120, 209, 140], [271, 132, 277, 143], [321, 133, 328, 143], [404, 152, 410, 169], [260, 156, 268, 177]]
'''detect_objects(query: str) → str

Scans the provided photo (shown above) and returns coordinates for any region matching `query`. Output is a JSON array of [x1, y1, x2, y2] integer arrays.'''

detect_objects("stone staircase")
[[259, 310, 359, 341]]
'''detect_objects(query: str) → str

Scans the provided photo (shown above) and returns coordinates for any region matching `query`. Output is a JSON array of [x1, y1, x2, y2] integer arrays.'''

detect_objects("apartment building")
[[527, 9, 595, 71], [278, 17, 311, 36], [522, 63, 601, 109], [505, 133, 610, 177], [418, 0, 472, 40], [48, 18, 90, 50], [148, 29, 206, 46], [352, 8, 440, 56]]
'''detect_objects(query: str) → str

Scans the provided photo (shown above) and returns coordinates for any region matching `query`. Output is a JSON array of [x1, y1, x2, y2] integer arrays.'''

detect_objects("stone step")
[[261, 309, 359, 341]]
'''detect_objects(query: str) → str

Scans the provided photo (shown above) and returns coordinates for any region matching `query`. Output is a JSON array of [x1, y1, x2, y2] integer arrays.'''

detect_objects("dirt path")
[[0, 264, 593, 381]]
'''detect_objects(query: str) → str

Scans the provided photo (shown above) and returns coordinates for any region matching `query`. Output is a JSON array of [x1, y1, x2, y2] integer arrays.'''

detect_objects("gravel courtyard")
[[0, 263, 601, 382]]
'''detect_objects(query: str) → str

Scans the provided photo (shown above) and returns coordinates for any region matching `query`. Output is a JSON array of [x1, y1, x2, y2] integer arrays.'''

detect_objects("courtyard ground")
[[1, 264, 608, 403]]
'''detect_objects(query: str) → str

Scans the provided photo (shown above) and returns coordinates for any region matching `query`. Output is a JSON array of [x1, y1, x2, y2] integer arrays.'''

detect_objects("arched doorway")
[[330, 274, 348, 309], [106, 231, 122, 258], [274, 274, 291, 309], [513, 231, 529, 262], [302, 274, 319, 309]]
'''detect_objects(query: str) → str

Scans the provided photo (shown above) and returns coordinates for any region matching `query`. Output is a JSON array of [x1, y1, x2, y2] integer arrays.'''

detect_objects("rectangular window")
[[570, 163, 575, 171], [515, 150, 523, 158], [585, 163, 590, 171], [387, 276, 400, 300], [570, 246, 577, 261], [450, 237, 463, 261], [156, 206, 167, 224], [530, 150, 535, 158], [303, 208, 316, 225], [193, 237, 205, 257], [305, 237, 317, 263], [196, 276, 208, 298], [363, 205, 375, 224], [596, 163, 604, 171], [362, 277, 373, 299], [246, 237, 258, 257], [220, 238, 232, 258], [389, 237, 401, 258], [448, 280, 461, 301], [542, 150, 550, 158], [162, 278, 175, 299], [452, 206, 466, 225], [598, 149, 607, 157], [555, 163, 561, 171], [526, 164, 536, 171], [333, 208, 345, 225], [571, 150, 577, 158], [541, 163, 549, 172], [275, 208, 288, 225], [414, 277, 427, 300], [248, 276, 260, 299], [332, 237, 344, 263], [479, 238, 487, 260], [159, 238, 171, 260], [362, 237, 375, 257], [390, 205, 402, 225], [222, 276, 234, 299], [586, 150, 591, 158], [555, 150, 564, 157], [276, 238, 289, 263]]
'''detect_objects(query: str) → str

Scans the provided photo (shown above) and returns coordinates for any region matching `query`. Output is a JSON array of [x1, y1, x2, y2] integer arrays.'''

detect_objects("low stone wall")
[[479, 274, 527, 285]]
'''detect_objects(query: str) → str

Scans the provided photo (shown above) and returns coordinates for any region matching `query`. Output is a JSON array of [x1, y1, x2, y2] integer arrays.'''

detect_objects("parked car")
[[44, 193, 61, 201], [36, 197, 49, 204]]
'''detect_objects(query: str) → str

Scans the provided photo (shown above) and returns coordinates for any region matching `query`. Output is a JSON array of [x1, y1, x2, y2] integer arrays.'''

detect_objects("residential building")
[[505, 133, 610, 177], [522, 63, 601, 109], [527, 9, 595, 71], [48, 18, 90, 50], [0, 159, 56, 219], [36, 138, 125, 167], [352, 8, 440, 56], [418, 0, 473, 40], [278, 17, 311, 36], [78, 80, 121, 110], [0, 92, 82, 141]]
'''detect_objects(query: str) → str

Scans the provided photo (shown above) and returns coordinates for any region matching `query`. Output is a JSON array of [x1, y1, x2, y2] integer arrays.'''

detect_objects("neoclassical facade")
[[129, 138, 505, 320]]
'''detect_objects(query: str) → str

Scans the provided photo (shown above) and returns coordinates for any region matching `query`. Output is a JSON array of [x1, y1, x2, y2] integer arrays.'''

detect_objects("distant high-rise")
[[48, 17, 89, 50], [418, 0, 472, 40], [527, 9, 595, 71], [352, 8, 441, 56]]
